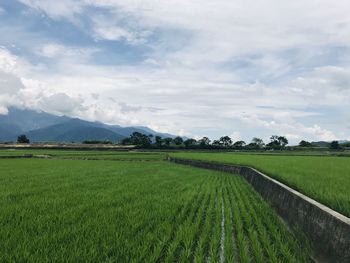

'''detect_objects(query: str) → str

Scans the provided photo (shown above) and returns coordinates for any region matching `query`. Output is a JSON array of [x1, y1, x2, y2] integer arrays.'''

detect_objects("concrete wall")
[[168, 157, 350, 263]]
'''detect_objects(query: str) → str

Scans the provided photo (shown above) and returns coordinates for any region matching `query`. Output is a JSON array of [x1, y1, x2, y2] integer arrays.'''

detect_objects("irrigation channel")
[[168, 156, 350, 263]]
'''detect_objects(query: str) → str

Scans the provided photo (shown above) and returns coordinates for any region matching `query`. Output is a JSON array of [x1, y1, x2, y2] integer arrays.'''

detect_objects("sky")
[[0, 0, 350, 144]]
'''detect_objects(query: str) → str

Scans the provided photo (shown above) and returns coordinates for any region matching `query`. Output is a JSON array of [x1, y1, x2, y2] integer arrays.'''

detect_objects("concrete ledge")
[[168, 157, 350, 263]]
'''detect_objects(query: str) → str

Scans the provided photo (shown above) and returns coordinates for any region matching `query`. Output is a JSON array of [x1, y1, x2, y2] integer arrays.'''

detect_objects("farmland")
[[0, 157, 310, 262], [0, 149, 165, 160], [171, 152, 350, 217]]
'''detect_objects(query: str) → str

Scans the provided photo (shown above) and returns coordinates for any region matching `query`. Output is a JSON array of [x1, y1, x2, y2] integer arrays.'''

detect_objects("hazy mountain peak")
[[0, 107, 175, 142]]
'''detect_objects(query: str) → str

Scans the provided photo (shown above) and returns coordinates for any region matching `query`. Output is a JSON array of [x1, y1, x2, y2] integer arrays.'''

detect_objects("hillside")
[[0, 107, 175, 143]]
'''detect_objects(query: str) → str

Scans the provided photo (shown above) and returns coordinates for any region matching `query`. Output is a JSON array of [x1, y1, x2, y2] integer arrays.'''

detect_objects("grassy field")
[[0, 158, 310, 262], [171, 152, 350, 218]]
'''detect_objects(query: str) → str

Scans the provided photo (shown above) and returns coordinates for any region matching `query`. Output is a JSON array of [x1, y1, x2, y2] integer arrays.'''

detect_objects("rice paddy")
[[0, 157, 310, 262], [0, 149, 165, 160], [170, 152, 350, 217]]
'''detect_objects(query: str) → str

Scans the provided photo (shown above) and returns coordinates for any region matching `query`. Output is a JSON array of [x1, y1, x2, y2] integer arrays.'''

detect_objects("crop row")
[[0, 158, 309, 262], [171, 152, 350, 217], [144, 167, 310, 262]]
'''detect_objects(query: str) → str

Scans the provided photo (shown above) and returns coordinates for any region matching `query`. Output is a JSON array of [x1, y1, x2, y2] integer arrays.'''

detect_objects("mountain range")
[[311, 140, 350, 147], [0, 107, 176, 143]]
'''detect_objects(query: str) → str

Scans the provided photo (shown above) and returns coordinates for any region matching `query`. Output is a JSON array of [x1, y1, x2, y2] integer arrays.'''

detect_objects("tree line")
[[15, 132, 346, 150], [121, 132, 293, 150]]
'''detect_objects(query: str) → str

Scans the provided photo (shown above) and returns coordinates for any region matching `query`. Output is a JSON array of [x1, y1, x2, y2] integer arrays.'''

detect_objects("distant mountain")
[[26, 119, 125, 142], [0, 107, 177, 143], [99, 124, 155, 138], [0, 107, 70, 132], [311, 141, 330, 147], [0, 123, 22, 141], [311, 140, 350, 147], [134, 126, 178, 139]]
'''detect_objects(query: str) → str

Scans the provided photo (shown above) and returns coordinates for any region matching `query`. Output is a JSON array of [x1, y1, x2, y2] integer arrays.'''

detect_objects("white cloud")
[[90, 12, 152, 45], [37, 43, 99, 61], [236, 113, 338, 142], [0, 71, 25, 94], [0, 48, 28, 109], [0, 48, 19, 73], [230, 132, 242, 142], [38, 92, 85, 114], [93, 25, 132, 42], [19, 0, 84, 21]]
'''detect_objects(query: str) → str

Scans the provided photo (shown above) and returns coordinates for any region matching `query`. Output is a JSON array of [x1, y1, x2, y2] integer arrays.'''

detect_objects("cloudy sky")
[[0, 0, 350, 143]]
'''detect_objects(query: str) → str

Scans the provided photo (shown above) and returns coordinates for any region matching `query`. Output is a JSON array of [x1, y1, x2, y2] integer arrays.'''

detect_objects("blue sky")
[[0, 0, 350, 143]]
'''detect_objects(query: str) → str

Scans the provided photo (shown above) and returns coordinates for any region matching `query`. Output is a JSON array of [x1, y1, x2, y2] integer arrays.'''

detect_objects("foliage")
[[233, 140, 246, 149], [184, 138, 197, 147], [245, 142, 260, 150], [115, 131, 333, 152], [17, 134, 30, 144], [162, 137, 173, 146], [173, 136, 184, 145], [342, 142, 350, 147], [252, 137, 264, 148], [299, 140, 312, 147], [121, 132, 152, 147], [330, 141, 340, 150], [212, 139, 221, 146], [198, 137, 211, 146], [219, 136, 232, 147], [155, 136, 162, 147], [266, 135, 288, 149]]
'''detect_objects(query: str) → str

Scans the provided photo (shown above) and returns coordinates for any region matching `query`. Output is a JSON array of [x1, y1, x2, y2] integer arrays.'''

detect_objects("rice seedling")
[[0, 157, 310, 262], [171, 152, 350, 217]]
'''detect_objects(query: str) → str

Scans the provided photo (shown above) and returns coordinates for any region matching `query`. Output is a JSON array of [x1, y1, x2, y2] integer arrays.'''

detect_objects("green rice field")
[[0, 149, 165, 160], [171, 152, 350, 217], [0, 157, 310, 262]]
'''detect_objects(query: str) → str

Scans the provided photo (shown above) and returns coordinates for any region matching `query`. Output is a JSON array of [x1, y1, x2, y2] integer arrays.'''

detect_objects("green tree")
[[246, 142, 259, 150], [299, 140, 312, 147], [233, 140, 246, 149], [173, 136, 184, 146], [267, 135, 288, 149], [17, 134, 30, 144], [184, 138, 197, 147], [163, 137, 173, 146], [219, 136, 232, 147], [267, 135, 279, 149], [278, 136, 288, 147], [252, 137, 264, 148], [122, 132, 151, 147], [342, 142, 350, 147], [198, 137, 211, 147], [121, 137, 132, 145], [330, 140, 340, 150], [155, 136, 162, 147], [212, 140, 222, 146]]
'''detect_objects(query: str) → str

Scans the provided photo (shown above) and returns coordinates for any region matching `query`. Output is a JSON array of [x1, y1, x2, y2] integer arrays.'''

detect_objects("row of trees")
[[15, 132, 346, 150], [121, 132, 290, 150]]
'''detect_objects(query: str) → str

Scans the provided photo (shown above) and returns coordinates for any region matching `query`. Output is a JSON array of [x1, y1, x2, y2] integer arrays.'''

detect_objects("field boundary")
[[168, 157, 350, 263]]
